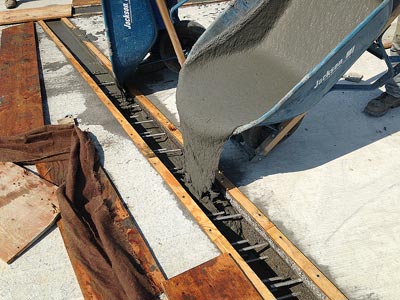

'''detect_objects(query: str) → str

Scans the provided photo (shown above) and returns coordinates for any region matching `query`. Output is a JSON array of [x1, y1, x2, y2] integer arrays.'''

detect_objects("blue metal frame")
[[334, 32, 400, 91], [170, 0, 190, 21]]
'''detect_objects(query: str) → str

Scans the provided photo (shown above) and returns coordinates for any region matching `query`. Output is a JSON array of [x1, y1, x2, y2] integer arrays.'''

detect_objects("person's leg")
[[385, 19, 400, 97], [4, 0, 17, 9], [365, 19, 400, 116]]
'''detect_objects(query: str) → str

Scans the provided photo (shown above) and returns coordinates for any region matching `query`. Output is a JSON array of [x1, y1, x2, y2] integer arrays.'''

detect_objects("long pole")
[[155, 0, 186, 66]]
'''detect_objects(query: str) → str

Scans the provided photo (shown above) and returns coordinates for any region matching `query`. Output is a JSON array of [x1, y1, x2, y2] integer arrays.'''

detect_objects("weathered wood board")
[[0, 162, 59, 263], [162, 253, 263, 300], [0, 22, 43, 136], [0, 5, 71, 26], [73, 0, 100, 7]]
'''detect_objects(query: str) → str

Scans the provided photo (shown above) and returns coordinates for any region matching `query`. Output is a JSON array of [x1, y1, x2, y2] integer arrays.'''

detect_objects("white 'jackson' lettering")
[[313, 45, 355, 89], [123, 1, 132, 30]]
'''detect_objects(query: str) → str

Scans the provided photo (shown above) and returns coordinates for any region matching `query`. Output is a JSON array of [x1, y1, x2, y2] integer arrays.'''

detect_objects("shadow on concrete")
[[220, 88, 400, 186], [134, 67, 178, 95]]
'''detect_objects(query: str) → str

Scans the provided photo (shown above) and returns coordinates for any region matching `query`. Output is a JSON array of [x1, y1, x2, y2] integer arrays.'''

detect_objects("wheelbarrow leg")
[[155, 0, 186, 66], [254, 113, 306, 158]]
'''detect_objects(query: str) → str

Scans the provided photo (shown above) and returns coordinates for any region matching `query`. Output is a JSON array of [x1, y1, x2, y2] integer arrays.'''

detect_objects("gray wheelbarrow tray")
[[182, 0, 400, 136]]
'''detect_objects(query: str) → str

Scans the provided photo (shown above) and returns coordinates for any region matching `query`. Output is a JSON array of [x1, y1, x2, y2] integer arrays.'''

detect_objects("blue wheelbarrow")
[[101, 0, 205, 87], [176, 0, 400, 156]]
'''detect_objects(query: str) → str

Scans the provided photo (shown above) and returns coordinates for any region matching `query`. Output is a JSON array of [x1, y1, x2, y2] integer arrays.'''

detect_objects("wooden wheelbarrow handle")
[[155, 0, 186, 66]]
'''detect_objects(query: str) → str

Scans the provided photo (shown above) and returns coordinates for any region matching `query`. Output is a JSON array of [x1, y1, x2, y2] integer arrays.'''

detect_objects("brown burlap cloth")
[[0, 124, 159, 300]]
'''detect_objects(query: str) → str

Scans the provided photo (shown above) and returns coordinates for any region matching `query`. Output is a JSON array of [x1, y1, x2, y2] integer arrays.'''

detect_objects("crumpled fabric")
[[0, 124, 159, 300]]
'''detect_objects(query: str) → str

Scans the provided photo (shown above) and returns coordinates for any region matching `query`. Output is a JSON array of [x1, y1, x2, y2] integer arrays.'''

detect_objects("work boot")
[[364, 92, 400, 117], [4, 0, 17, 9]]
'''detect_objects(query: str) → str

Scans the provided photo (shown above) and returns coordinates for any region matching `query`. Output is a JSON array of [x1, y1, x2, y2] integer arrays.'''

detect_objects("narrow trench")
[[45, 19, 320, 300]]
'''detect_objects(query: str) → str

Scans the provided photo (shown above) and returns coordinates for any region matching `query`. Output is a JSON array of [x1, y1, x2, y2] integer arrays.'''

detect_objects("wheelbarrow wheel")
[[159, 20, 205, 73]]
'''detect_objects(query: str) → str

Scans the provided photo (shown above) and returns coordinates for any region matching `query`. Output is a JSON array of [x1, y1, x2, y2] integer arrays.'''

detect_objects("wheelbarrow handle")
[[381, 0, 400, 34], [155, 0, 186, 66], [333, 33, 400, 91], [170, 0, 190, 21]]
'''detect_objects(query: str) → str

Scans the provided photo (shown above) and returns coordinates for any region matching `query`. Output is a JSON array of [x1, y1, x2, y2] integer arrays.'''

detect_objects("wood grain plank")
[[72, 0, 100, 8], [255, 114, 306, 156], [155, 0, 186, 66], [0, 162, 59, 263], [162, 253, 263, 300], [0, 5, 71, 26], [0, 22, 43, 136]]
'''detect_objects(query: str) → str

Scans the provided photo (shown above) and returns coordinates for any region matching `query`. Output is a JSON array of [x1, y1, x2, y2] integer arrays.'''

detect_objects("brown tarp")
[[0, 124, 158, 300]]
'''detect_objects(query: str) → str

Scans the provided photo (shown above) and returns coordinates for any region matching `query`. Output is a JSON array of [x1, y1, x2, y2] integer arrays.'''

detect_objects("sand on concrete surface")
[[177, 0, 382, 197]]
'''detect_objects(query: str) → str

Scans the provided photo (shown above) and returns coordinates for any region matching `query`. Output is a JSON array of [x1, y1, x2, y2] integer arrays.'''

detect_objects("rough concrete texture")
[[0, 0, 71, 12], [0, 21, 219, 299], [177, 0, 381, 197], [139, 4, 400, 300], [70, 15, 110, 58]]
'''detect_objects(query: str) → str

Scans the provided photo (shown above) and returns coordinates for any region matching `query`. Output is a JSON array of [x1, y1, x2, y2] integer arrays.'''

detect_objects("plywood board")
[[0, 162, 59, 263], [0, 22, 43, 136], [162, 253, 263, 300], [0, 4, 71, 25], [73, 0, 100, 7]]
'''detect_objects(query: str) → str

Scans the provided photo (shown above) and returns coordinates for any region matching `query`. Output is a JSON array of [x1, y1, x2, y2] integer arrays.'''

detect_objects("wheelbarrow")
[[101, 0, 205, 87], [177, 0, 400, 158]]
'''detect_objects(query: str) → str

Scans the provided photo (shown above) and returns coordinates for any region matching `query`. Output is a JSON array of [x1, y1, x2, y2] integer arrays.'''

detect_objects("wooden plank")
[[78, 35, 347, 299], [155, 0, 186, 66], [0, 22, 43, 136], [383, 4, 400, 33], [255, 113, 306, 157], [0, 162, 59, 263], [162, 253, 263, 300], [0, 5, 71, 26], [72, 0, 100, 8], [61, 18, 113, 71], [38, 20, 276, 300]]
